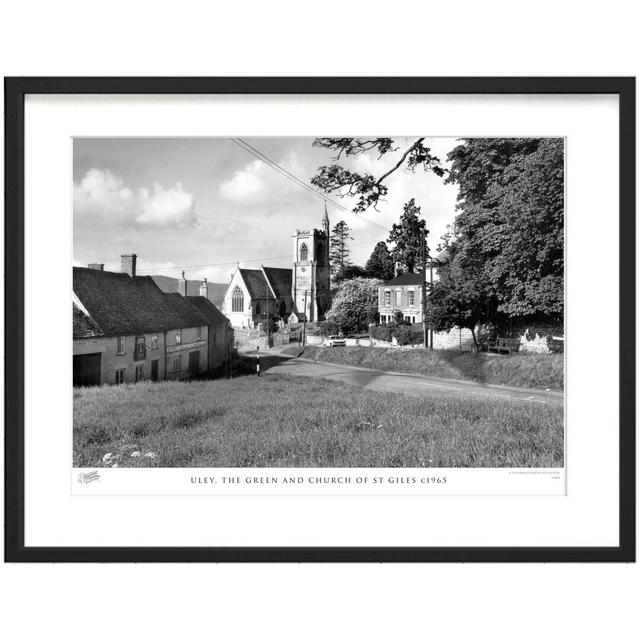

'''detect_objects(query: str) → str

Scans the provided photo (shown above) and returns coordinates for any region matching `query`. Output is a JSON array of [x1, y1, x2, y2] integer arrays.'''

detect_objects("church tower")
[[292, 206, 331, 322]]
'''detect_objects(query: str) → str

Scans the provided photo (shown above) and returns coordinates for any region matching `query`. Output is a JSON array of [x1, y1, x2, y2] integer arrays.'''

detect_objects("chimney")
[[394, 261, 401, 277], [181, 271, 188, 296], [199, 278, 208, 298], [121, 254, 137, 278], [88, 263, 104, 271]]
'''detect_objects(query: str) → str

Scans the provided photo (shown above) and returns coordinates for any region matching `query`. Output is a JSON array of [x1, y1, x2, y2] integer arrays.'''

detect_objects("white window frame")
[[150, 334, 158, 350], [408, 290, 415, 307], [384, 290, 391, 306], [172, 355, 182, 373], [115, 368, 125, 384], [116, 336, 126, 354], [135, 364, 144, 382], [175, 329, 182, 345], [395, 290, 402, 307]]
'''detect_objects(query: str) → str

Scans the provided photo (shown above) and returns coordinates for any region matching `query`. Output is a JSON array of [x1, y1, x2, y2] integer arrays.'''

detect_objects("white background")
[[1, 1, 638, 639], [26, 94, 606, 547]]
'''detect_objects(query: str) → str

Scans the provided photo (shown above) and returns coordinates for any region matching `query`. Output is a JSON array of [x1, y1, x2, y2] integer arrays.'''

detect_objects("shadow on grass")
[[283, 345, 563, 392]]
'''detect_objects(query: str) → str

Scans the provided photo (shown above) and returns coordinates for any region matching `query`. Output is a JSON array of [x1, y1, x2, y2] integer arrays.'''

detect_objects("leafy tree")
[[446, 138, 564, 320], [311, 138, 445, 213], [325, 277, 382, 334], [329, 220, 353, 281], [387, 198, 428, 273], [334, 264, 368, 284], [365, 241, 395, 281], [428, 248, 488, 351]]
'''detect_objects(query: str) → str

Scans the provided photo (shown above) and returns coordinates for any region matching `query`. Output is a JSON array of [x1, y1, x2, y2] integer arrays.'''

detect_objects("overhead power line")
[[231, 138, 390, 232], [135, 239, 379, 274]]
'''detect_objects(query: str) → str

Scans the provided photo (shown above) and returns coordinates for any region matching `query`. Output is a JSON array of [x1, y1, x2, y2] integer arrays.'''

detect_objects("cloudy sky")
[[73, 137, 461, 284]]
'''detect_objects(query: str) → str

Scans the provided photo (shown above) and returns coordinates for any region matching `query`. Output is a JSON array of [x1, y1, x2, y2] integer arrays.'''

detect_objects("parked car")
[[323, 335, 346, 347]]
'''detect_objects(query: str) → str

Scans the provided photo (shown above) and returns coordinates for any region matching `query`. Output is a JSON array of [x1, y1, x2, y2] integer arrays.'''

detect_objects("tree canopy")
[[365, 241, 395, 281], [443, 138, 564, 321], [387, 198, 428, 273], [311, 138, 445, 213], [325, 277, 381, 333], [329, 220, 353, 281]]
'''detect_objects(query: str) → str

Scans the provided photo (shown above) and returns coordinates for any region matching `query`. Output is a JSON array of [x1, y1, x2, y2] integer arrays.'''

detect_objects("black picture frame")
[[4, 77, 635, 563]]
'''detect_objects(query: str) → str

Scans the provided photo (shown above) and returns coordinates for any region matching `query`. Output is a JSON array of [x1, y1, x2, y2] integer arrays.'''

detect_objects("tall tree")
[[365, 241, 395, 281], [311, 138, 445, 213], [428, 246, 488, 351], [387, 199, 428, 273], [329, 220, 353, 280], [446, 138, 564, 320]]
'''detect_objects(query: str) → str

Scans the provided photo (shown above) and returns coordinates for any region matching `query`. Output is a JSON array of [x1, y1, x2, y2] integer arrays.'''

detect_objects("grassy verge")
[[281, 345, 563, 391], [74, 375, 563, 468]]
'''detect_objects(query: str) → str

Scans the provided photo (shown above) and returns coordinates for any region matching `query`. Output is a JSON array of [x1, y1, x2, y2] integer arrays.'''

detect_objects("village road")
[[256, 352, 564, 407]]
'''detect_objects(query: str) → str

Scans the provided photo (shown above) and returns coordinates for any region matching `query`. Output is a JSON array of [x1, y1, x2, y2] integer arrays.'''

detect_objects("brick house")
[[378, 272, 425, 324], [73, 255, 212, 386]]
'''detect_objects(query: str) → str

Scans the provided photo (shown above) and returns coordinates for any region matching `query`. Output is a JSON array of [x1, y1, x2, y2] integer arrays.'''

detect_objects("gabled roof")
[[73, 303, 104, 338], [239, 269, 274, 300], [163, 293, 209, 328], [73, 267, 205, 337], [187, 296, 230, 325], [381, 272, 425, 287], [262, 267, 293, 301], [151, 275, 227, 308]]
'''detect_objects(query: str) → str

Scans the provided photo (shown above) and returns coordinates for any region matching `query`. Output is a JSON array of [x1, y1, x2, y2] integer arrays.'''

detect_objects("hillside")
[[151, 275, 228, 309]]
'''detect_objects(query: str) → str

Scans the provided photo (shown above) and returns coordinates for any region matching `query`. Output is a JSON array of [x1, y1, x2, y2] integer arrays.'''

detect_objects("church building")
[[222, 209, 331, 328]]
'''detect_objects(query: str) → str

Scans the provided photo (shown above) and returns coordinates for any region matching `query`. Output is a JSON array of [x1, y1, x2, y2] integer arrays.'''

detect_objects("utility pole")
[[429, 258, 434, 350], [421, 233, 428, 349], [302, 289, 308, 346]]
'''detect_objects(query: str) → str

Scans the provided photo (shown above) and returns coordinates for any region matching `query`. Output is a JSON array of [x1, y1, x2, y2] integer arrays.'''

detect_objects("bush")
[[371, 324, 394, 342]]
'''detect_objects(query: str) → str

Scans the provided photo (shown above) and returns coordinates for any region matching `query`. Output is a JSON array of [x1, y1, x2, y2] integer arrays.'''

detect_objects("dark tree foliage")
[[387, 198, 428, 273], [365, 241, 395, 281], [428, 248, 488, 351], [329, 220, 353, 281], [334, 264, 368, 284], [445, 138, 564, 320], [311, 138, 445, 213]]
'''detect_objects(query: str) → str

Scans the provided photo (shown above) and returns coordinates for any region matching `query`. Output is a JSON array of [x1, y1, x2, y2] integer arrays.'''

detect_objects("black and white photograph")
[[72, 135, 565, 471]]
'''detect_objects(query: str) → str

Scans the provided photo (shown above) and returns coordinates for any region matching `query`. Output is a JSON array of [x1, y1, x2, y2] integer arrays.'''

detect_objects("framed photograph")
[[4, 77, 635, 562]]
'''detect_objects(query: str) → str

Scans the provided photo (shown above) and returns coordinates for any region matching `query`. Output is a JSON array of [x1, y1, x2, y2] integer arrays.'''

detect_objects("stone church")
[[222, 209, 331, 328]]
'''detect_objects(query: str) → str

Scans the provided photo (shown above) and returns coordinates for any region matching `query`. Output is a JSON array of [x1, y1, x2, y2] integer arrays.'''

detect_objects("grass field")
[[74, 375, 564, 468], [282, 345, 564, 391]]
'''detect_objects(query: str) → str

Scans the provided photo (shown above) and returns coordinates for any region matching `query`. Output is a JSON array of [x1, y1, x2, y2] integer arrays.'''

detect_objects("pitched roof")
[[187, 296, 230, 325], [73, 303, 104, 338], [73, 267, 204, 337], [381, 272, 425, 287], [262, 267, 293, 300], [239, 269, 274, 300], [163, 293, 209, 328], [151, 275, 227, 308]]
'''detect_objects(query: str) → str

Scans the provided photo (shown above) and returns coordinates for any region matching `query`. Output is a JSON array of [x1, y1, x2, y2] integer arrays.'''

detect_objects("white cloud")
[[218, 160, 265, 202], [74, 168, 196, 229], [136, 182, 195, 227]]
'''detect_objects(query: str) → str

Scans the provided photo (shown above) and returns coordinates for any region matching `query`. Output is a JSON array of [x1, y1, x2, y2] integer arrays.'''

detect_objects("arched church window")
[[232, 287, 244, 313], [299, 242, 308, 262]]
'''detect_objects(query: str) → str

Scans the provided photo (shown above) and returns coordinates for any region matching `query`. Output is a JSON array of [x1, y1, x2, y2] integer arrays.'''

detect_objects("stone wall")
[[516, 325, 564, 354], [234, 328, 293, 352]]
